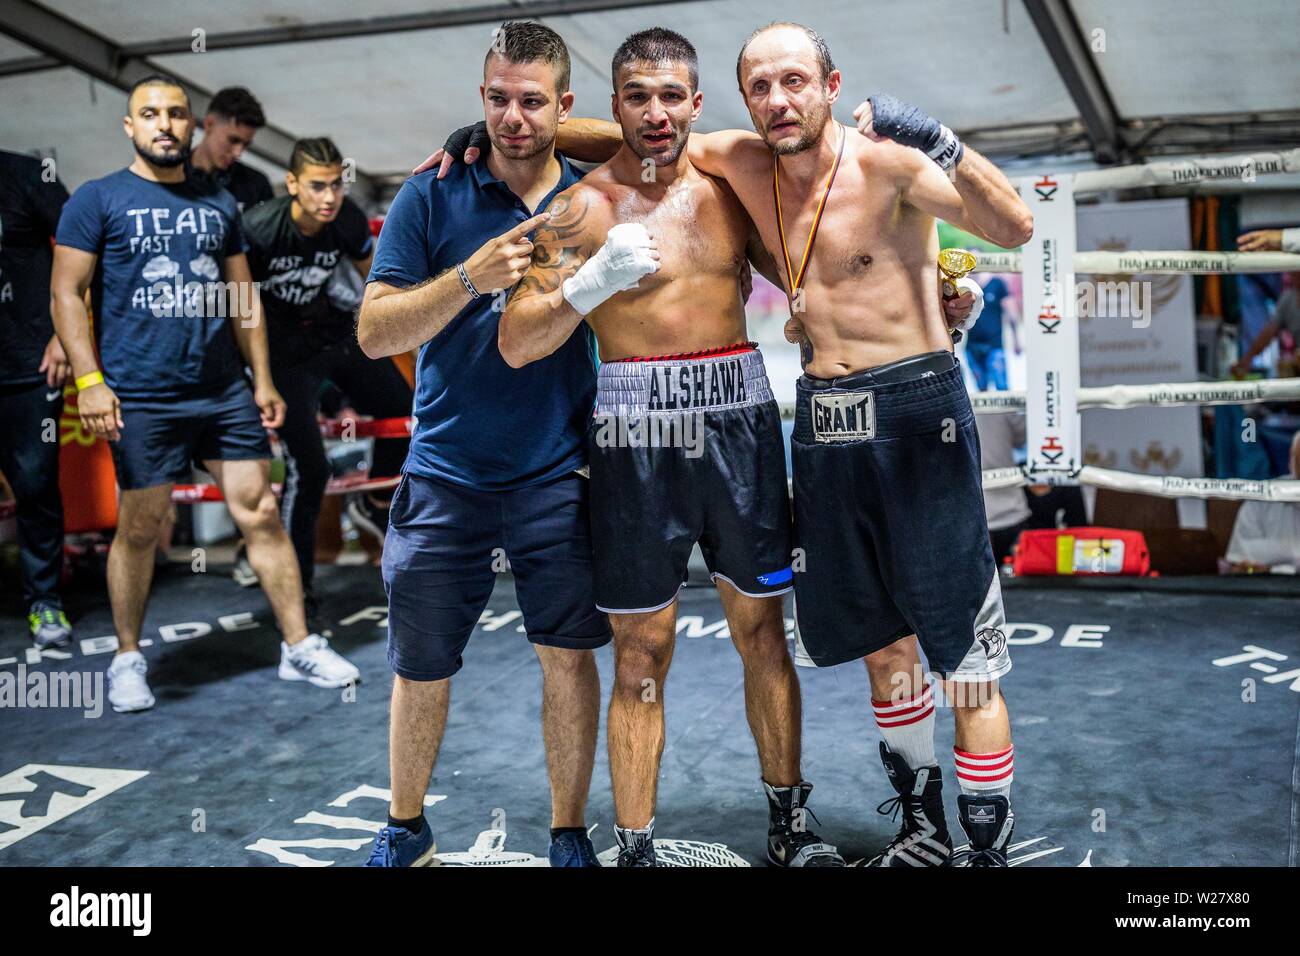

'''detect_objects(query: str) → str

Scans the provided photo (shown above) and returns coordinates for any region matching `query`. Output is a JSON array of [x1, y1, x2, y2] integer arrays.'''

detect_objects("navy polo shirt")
[[368, 155, 594, 491]]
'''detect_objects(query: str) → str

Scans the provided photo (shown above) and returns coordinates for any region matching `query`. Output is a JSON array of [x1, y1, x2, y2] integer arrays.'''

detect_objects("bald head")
[[736, 21, 834, 93]]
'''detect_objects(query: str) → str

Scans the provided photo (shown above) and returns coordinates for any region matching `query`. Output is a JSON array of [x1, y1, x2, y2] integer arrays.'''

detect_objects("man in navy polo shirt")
[[357, 22, 609, 868]]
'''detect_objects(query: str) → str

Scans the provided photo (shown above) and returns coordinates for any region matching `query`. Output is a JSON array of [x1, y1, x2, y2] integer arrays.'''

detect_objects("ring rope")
[[981, 466, 1300, 502], [318, 416, 414, 439], [971, 249, 1300, 274], [966, 377, 1300, 413], [172, 473, 401, 504], [1071, 147, 1300, 194], [780, 377, 1300, 418]]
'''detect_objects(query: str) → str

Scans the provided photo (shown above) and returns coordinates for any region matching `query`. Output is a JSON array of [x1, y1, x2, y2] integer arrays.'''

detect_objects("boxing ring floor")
[[1, 562, 1297, 867]]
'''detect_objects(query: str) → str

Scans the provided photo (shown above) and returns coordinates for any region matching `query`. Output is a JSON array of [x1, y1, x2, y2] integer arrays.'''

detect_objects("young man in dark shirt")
[[0, 150, 73, 647], [188, 86, 275, 211], [50, 76, 359, 713], [242, 137, 411, 625]]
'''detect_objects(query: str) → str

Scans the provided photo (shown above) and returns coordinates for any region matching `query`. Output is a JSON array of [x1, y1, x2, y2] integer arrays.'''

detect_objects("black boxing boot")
[[857, 742, 952, 867], [764, 781, 844, 867], [954, 794, 1015, 867], [614, 821, 657, 867]]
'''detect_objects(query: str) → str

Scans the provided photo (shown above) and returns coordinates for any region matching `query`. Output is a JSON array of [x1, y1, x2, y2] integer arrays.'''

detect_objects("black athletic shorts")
[[588, 345, 793, 613], [109, 377, 272, 491], [790, 350, 1012, 681]]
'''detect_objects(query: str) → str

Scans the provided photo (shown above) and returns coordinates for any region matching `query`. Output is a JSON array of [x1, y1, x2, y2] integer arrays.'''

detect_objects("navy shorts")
[[587, 346, 793, 613], [109, 377, 271, 490], [790, 350, 1011, 681], [382, 471, 611, 681]]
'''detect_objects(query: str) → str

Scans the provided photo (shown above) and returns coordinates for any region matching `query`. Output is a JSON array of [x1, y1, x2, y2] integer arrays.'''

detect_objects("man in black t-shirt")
[[0, 150, 72, 647], [242, 137, 412, 620], [188, 86, 275, 211]]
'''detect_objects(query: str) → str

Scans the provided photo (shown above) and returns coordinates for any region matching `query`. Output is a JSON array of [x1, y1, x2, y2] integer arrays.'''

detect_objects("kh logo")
[[1037, 303, 1061, 333], [1034, 176, 1058, 200], [1040, 436, 1065, 465]]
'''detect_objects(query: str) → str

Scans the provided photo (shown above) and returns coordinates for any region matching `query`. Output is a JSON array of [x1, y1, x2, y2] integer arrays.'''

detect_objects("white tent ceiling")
[[2, 0, 1297, 205]]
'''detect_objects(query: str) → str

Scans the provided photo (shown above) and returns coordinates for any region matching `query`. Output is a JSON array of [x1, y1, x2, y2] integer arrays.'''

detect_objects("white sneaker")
[[279, 634, 360, 688], [107, 651, 155, 713]]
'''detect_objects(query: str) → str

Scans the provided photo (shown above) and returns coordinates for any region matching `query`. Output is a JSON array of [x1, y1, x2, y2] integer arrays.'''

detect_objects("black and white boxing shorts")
[[588, 343, 793, 613], [790, 349, 1012, 681]]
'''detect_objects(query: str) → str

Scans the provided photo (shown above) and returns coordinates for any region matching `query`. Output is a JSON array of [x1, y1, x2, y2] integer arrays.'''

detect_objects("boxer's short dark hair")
[[485, 21, 572, 95], [612, 28, 699, 92], [208, 86, 266, 128], [736, 22, 835, 91]]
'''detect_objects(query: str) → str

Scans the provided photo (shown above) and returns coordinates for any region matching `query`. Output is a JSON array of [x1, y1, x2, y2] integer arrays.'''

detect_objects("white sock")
[[954, 745, 1014, 800], [872, 686, 937, 769]]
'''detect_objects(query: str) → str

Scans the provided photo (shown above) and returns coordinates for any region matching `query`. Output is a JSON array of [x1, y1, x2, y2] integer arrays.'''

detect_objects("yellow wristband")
[[75, 370, 104, 391]]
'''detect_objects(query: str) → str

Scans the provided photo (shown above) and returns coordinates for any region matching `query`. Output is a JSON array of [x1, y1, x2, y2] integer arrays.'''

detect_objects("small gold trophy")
[[939, 247, 977, 299]]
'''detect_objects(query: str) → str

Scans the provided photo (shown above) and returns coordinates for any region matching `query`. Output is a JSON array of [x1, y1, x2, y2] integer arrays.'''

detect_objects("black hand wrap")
[[442, 121, 490, 163], [867, 93, 963, 172]]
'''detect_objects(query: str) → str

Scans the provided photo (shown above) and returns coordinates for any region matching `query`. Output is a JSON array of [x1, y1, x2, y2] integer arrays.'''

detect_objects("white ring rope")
[[971, 249, 1300, 274], [982, 466, 1030, 491], [1075, 467, 1300, 503], [1071, 147, 1300, 194], [781, 376, 1300, 418], [981, 466, 1300, 502], [963, 377, 1300, 413]]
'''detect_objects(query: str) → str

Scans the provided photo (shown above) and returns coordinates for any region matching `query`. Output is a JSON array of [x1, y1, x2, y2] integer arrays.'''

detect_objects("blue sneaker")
[[365, 819, 437, 867], [548, 830, 601, 867]]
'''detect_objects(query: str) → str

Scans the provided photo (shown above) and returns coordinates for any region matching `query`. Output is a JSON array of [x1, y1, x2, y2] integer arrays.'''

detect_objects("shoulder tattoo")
[[514, 191, 591, 298]]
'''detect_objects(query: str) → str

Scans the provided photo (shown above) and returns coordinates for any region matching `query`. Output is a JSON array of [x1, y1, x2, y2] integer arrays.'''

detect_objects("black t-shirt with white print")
[[242, 194, 373, 362]]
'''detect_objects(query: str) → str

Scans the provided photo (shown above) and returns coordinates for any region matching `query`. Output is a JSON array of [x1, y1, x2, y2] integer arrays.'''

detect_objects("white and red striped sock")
[[872, 686, 937, 769], [954, 745, 1014, 799]]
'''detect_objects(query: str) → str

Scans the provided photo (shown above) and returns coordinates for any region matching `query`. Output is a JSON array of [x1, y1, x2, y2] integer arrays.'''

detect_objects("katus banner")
[[1020, 173, 1081, 481]]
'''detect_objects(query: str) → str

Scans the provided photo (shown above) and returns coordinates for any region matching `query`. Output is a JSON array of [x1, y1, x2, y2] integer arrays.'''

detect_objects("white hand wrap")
[[953, 276, 985, 332], [562, 222, 658, 316]]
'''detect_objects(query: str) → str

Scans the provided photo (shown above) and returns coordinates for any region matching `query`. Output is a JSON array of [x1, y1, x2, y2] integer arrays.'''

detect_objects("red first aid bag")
[[1012, 527, 1150, 577]]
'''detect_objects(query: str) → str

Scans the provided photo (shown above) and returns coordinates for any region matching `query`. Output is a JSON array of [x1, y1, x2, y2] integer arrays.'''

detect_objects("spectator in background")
[[1224, 430, 1300, 575], [0, 149, 72, 647], [1237, 228, 1300, 254], [976, 411, 1031, 564], [964, 274, 1020, 391], [188, 86, 275, 211], [1231, 272, 1298, 377]]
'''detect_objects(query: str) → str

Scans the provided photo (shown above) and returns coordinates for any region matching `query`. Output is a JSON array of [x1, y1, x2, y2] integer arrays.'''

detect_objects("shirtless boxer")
[[721, 23, 1032, 867], [498, 28, 842, 868], [496, 21, 1031, 866]]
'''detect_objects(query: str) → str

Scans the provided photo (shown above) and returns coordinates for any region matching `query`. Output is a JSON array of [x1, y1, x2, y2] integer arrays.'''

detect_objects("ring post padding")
[[1019, 171, 1080, 484]]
